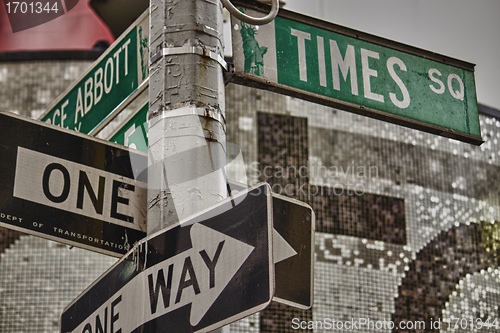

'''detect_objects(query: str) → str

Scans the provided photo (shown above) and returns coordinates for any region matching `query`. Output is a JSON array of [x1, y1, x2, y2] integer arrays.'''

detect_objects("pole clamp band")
[[149, 106, 226, 130], [151, 46, 227, 70]]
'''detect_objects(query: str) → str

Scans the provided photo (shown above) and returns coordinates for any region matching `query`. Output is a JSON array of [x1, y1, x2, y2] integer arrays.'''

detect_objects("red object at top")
[[0, 0, 114, 52]]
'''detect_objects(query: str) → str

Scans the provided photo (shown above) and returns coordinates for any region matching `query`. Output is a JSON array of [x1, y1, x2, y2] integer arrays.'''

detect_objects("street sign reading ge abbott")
[[0, 112, 147, 257], [231, 0, 482, 145], [61, 183, 274, 333], [39, 10, 149, 135]]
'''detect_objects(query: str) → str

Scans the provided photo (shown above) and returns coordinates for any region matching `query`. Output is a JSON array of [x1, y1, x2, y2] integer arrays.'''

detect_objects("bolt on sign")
[[61, 183, 274, 333], [38, 10, 149, 135], [0, 112, 147, 257], [230, 0, 482, 145]]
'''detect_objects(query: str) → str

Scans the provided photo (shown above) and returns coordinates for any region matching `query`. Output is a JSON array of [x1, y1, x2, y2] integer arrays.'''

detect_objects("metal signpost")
[[230, 0, 482, 145], [146, 1, 233, 331], [61, 184, 274, 333], [99, 102, 317, 310], [38, 10, 149, 135], [106, 77, 316, 309], [0, 111, 147, 257], [105, 99, 318, 309]]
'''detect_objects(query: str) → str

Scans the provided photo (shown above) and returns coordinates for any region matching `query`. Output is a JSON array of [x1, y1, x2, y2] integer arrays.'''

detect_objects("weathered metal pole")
[[148, 0, 227, 234], [148, 1, 228, 332]]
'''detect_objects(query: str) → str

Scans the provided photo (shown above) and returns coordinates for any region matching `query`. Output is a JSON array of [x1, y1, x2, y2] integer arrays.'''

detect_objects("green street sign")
[[108, 102, 148, 152], [39, 10, 149, 135], [230, 1, 482, 145]]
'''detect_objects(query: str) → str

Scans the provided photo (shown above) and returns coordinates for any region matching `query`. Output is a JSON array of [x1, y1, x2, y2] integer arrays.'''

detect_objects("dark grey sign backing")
[[272, 193, 315, 309], [228, 182, 315, 309]]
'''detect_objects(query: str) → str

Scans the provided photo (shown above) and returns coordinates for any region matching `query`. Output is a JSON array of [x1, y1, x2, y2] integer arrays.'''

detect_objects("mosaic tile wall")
[[1, 59, 500, 333], [225, 83, 500, 332], [0, 236, 117, 333], [0, 61, 94, 119]]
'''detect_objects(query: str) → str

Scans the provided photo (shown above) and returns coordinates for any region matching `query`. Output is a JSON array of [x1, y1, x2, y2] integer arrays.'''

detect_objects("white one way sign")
[[61, 183, 274, 333], [0, 111, 147, 257]]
